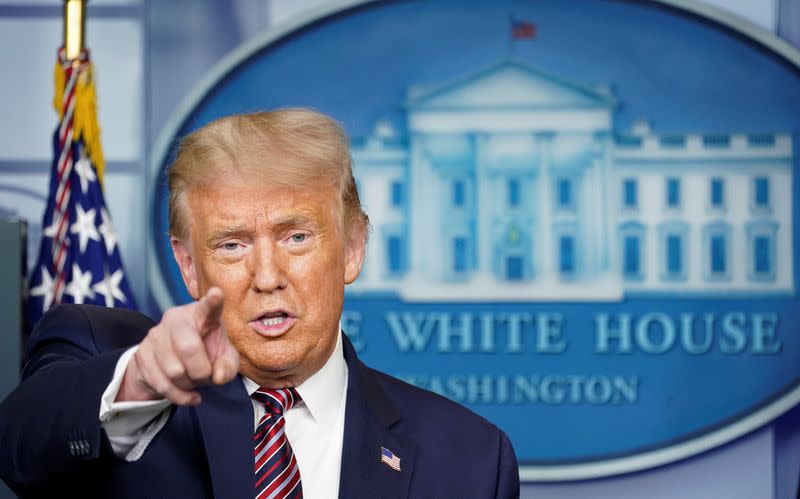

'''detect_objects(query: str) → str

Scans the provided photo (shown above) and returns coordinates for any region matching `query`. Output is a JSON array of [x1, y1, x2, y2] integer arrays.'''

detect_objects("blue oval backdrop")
[[149, 0, 800, 481]]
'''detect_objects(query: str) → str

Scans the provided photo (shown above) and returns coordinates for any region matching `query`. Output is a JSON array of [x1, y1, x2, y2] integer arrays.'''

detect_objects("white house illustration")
[[348, 59, 794, 301]]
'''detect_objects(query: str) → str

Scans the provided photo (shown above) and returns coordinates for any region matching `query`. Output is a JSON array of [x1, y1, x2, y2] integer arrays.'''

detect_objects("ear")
[[171, 236, 201, 300], [343, 223, 366, 285]]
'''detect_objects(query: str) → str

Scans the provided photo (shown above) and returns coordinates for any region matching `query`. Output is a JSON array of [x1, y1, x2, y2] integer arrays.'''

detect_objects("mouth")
[[249, 310, 296, 338]]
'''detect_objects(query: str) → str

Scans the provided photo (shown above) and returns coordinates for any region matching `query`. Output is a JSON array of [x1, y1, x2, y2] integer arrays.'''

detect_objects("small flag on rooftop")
[[510, 16, 537, 40]]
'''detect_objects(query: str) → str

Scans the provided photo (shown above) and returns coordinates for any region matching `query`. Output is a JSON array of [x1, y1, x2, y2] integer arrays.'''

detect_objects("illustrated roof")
[[406, 58, 617, 110]]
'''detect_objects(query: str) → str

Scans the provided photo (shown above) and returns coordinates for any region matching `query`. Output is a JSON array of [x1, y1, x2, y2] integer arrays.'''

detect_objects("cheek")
[[199, 258, 251, 290], [289, 252, 345, 318], [222, 307, 252, 350], [295, 250, 344, 289]]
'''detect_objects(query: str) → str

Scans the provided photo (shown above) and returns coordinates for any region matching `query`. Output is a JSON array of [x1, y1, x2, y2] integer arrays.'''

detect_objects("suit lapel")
[[339, 335, 416, 499], [194, 376, 254, 499]]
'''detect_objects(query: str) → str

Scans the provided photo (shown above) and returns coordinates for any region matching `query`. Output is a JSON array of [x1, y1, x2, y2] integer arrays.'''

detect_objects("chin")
[[256, 352, 306, 374]]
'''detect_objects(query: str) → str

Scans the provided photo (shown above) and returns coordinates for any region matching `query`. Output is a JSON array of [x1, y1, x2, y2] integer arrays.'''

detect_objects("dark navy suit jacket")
[[0, 305, 520, 498]]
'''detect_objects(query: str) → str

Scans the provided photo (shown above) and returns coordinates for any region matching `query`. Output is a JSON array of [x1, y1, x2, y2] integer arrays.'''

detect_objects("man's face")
[[171, 171, 364, 388]]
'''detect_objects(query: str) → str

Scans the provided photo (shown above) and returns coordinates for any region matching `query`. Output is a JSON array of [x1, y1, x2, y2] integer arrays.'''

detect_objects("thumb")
[[194, 287, 224, 336], [212, 339, 240, 385]]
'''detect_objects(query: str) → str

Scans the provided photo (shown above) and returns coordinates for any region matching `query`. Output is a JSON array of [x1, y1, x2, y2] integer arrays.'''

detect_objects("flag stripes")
[[27, 47, 136, 328]]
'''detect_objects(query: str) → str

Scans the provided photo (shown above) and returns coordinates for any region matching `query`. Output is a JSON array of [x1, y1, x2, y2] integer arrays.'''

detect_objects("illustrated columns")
[[408, 134, 434, 279], [475, 133, 493, 277], [536, 132, 555, 279]]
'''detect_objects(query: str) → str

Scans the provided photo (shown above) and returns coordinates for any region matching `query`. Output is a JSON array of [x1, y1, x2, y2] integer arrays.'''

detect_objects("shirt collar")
[[243, 332, 347, 424]]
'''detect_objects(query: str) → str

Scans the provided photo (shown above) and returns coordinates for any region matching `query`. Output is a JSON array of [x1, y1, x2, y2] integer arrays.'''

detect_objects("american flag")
[[511, 17, 537, 40], [27, 48, 136, 328], [380, 447, 401, 472]]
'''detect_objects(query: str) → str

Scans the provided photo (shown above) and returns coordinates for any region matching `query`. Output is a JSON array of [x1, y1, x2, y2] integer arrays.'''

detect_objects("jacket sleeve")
[[0, 304, 147, 496], [495, 429, 521, 499]]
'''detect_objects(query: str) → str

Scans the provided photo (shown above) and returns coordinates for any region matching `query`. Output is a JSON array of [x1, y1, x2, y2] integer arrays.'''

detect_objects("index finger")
[[194, 287, 224, 336]]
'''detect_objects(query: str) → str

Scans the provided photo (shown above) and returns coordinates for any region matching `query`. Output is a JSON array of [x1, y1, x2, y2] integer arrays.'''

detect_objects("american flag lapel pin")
[[380, 446, 401, 472]]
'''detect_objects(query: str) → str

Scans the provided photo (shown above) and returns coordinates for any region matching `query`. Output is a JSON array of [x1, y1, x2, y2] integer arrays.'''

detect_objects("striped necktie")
[[252, 387, 303, 499]]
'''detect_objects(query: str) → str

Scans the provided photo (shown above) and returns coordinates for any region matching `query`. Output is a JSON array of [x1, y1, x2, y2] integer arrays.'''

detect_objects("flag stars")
[[70, 204, 100, 253], [43, 211, 66, 240], [74, 152, 97, 194], [43, 217, 58, 239], [30, 266, 55, 311], [92, 267, 127, 307], [28, 51, 137, 326], [64, 264, 95, 304], [98, 208, 118, 254]]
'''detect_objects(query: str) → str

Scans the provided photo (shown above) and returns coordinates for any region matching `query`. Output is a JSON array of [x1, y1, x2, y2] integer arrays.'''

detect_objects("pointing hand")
[[117, 287, 240, 405]]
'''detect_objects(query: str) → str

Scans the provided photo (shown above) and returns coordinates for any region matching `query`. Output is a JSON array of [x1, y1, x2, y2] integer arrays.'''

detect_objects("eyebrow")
[[203, 213, 320, 246], [269, 213, 317, 229], [204, 224, 253, 246]]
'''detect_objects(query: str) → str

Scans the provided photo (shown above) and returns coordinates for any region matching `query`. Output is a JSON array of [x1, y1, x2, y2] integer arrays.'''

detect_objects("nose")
[[251, 239, 288, 293]]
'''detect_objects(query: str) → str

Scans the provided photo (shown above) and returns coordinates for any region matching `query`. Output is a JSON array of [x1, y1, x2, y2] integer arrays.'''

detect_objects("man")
[[0, 109, 519, 498]]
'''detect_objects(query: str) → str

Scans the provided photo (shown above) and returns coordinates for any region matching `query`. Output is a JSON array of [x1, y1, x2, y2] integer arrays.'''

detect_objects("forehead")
[[183, 175, 340, 230], [201, 142, 334, 188]]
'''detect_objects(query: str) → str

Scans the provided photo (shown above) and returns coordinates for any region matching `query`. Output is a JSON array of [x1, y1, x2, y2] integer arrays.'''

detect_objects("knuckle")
[[174, 393, 194, 406], [162, 361, 185, 380], [174, 336, 201, 356], [161, 308, 177, 322], [151, 379, 171, 396], [145, 327, 168, 350], [164, 385, 190, 404], [191, 363, 212, 381]]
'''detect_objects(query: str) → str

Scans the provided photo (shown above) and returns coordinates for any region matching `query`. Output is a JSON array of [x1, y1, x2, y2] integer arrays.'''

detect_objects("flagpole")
[[508, 14, 514, 58], [63, 0, 87, 61], [26, 0, 136, 327]]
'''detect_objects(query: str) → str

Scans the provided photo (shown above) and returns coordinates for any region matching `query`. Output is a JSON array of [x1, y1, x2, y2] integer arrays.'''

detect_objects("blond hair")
[[168, 108, 368, 240]]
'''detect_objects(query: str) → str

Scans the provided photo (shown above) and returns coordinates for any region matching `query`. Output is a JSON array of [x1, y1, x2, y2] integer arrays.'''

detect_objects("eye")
[[291, 233, 307, 243], [221, 242, 240, 251]]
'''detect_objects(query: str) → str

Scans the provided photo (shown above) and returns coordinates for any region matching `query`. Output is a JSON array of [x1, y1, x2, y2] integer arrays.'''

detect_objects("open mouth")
[[260, 313, 288, 327], [251, 310, 296, 337]]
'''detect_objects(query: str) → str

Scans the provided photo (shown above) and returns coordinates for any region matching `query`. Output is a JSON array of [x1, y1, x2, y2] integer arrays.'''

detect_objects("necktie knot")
[[252, 387, 300, 415]]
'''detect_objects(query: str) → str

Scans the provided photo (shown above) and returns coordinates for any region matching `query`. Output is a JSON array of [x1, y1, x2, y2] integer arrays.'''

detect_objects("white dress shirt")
[[99, 334, 349, 499]]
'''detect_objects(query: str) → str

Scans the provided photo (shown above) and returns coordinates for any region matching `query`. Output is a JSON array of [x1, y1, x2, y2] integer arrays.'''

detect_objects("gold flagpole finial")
[[64, 0, 87, 60]]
